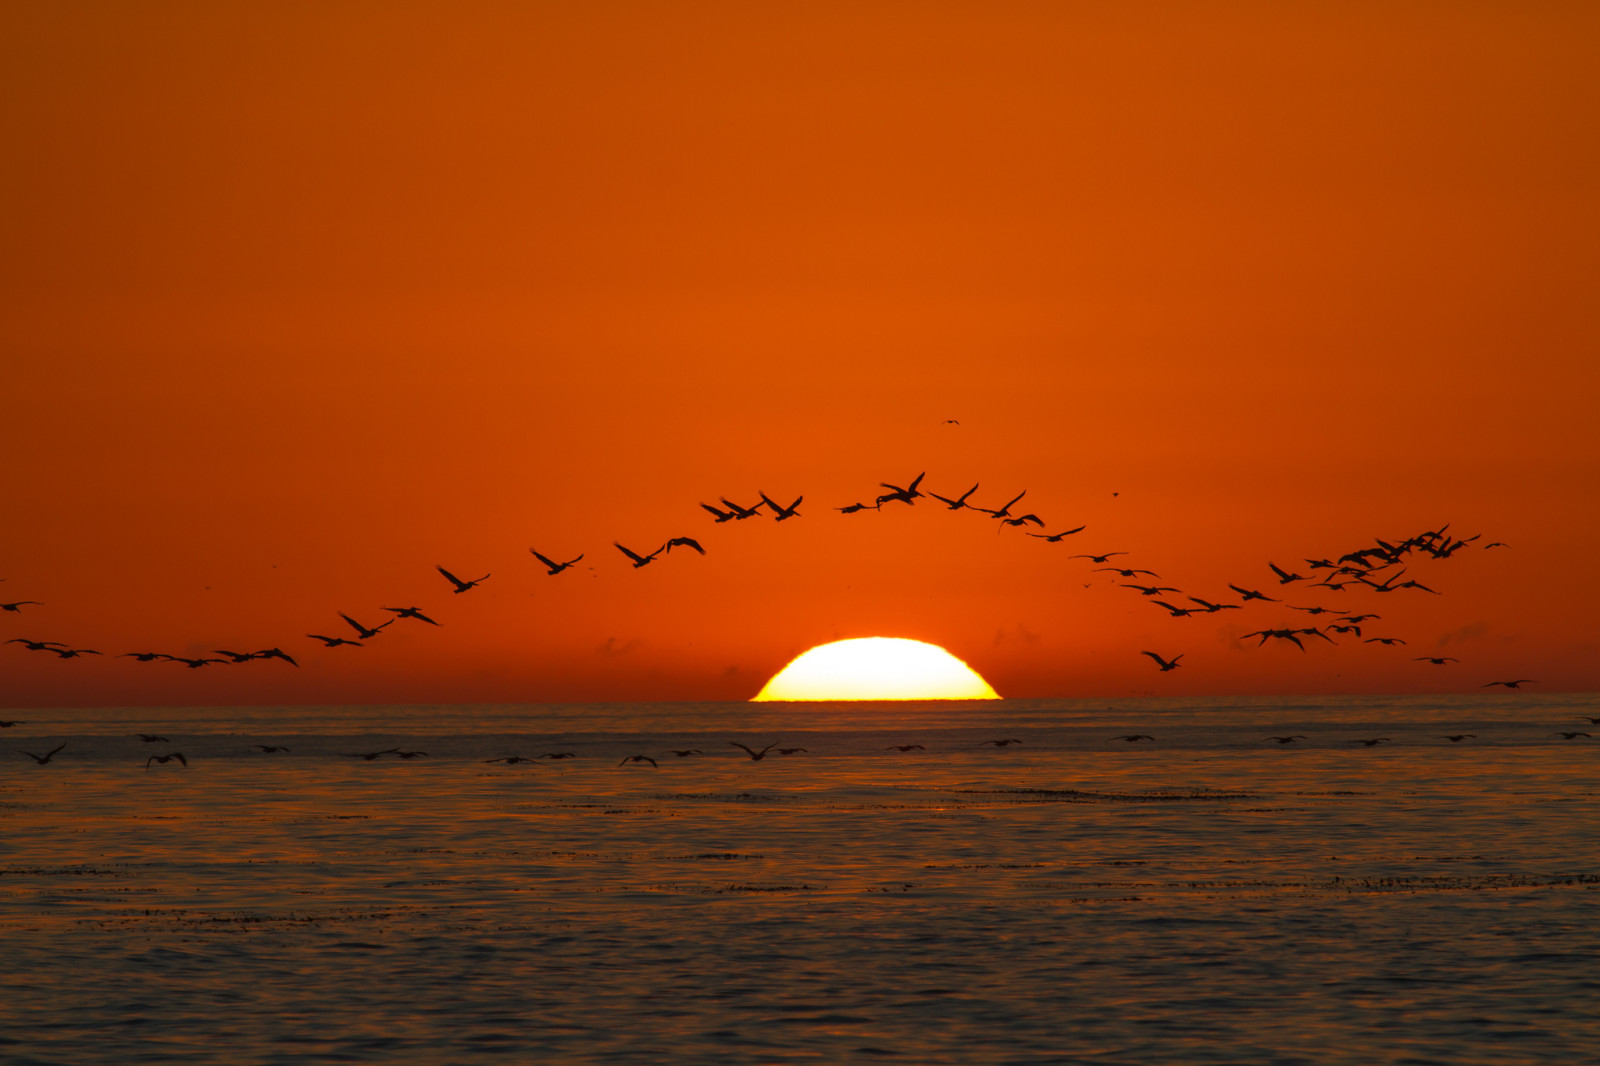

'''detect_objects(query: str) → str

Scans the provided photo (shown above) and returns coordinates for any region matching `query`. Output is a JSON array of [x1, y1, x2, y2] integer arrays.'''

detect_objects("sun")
[[753, 637, 1000, 701]]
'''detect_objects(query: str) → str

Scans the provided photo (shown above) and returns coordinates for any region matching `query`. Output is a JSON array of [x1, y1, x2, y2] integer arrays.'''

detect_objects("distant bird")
[[485, 756, 537, 764], [0, 601, 42, 612], [1364, 637, 1407, 646], [1141, 651, 1183, 671], [392, 750, 428, 759], [7, 638, 65, 651], [145, 752, 188, 770], [22, 743, 66, 765], [719, 497, 766, 520], [253, 745, 290, 753], [253, 647, 298, 666], [339, 613, 394, 640], [886, 744, 925, 752], [164, 656, 228, 669], [1297, 627, 1337, 645], [758, 492, 803, 521], [1112, 734, 1155, 742], [539, 752, 576, 760], [876, 473, 926, 507], [1244, 629, 1304, 651], [1483, 541, 1509, 549], [343, 749, 399, 760], [1186, 597, 1241, 613], [437, 566, 489, 593], [729, 741, 780, 761], [0, 720, 24, 728], [133, 734, 169, 743], [1026, 526, 1087, 541], [1228, 584, 1279, 602], [1151, 601, 1199, 617], [1122, 584, 1180, 596], [1266, 736, 1307, 744], [929, 484, 979, 510], [976, 490, 1027, 519], [1573, 717, 1600, 725], [1098, 567, 1160, 578], [940, 419, 960, 425], [997, 513, 1045, 528], [700, 502, 739, 523], [531, 549, 584, 574], [618, 754, 658, 767], [1286, 605, 1342, 615], [308, 633, 362, 648], [1353, 738, 1390, 747], [120, 651, 166, 662], [666, 537, 706, 555], [49, 647, 100, 659], [1550, 732, 1591, 740], [836, 501, 880, 514], [665, 749, 703, 757], [615, 542, 667, 568], [1483, 680, 1535, 689], [1071, 552, 1128, 564], [213, 649, 258, 663], [1414, 657, 1459, 665], [983, 739, 1022, 746], [1327, 624, 1363, 637], [1438, 735, 1476, 742], [1341, 615, 1380, 624], [775, 747, 807, 755], [1268, 563, 1305, 584], [384, 606, 440, 626]]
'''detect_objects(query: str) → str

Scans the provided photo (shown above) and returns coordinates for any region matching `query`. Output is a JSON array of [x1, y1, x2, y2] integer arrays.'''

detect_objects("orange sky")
[[4, 2, 1598, 707]]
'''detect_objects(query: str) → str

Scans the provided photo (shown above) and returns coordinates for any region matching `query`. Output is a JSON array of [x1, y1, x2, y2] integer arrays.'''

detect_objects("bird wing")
[[614, 542, 646, 563], [531, 550, 559, 568], [437, 566, 462, 585]]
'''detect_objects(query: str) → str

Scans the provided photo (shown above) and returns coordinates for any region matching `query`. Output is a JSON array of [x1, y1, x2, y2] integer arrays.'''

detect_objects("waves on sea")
[[3, 694, 1597, 1065]]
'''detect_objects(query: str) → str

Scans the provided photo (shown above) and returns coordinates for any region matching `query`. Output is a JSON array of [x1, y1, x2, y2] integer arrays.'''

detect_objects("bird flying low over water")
[[384, 606, 440, 626], [1141, 651, 1183, 672], [308, 634, 362, 647], [134, 734, 169, 743], [343, 749, 400, 760], [775, 747, 807, 755], [1113, 734, 1155, 742], [1550, 732, 1591, 740], [730, 741, 780, 761], [1483, 679, 1536, 689], [539, 752, 576, 759], [1438, 734, 1476, 742], [758, 492, 803, 521], [665, 749, 703, 757], [437, 566, 490, 593], [340, 613, 394, 640], [253, 745, 290, 753], [886, 744, 925, 752], [485, 755, 538, 764], [1026, 526, 1087, 541], [1354, 738, 1390, 747], [615, 542, 667, 568], [619, 754, 658, 767], [145, 752, 187, 770], [983, 739, 1022, 746], [1267, 736, 1307, 744], [530, 549, 583, 574], [22, 743, 66, 765], [0, 720, 25, 728]]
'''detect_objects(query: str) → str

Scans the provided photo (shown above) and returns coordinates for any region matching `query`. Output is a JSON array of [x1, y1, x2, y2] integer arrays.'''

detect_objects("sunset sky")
[[5, 2, 1597, 707]]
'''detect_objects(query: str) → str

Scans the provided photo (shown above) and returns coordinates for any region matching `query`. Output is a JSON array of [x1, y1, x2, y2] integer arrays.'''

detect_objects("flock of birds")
[[2, 466, 1535, 697]]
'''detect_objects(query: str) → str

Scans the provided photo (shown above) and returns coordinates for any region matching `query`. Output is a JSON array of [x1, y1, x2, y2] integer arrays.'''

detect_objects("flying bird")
[[0, 720, 25, 728], [665, 749, 703, 757], [876, 473, 926, 507], [164, 656, 228, 668], [615, 542, 667, 568], [1151, 601, 1199, 617], [1112, 734, 1155, 742], [719, 497, 766, 520], [1414, 657, 1459, 665], [392, 750, 428, 759], [1141, 651, 1183, 671], [775, 747, 808, 755], [1353, 738, 1390, 747], [1550, 732, 1591, 740], [929, 484, 979, 510], [145, 752, 188, 770], [1438, 735, 1476, 742], [700, 503, 739, 523], [437, 566, 489, 593], [539, 752, 576, 760], [666, 537, 706, 555], [983, 739, 1022, 747], [886, 744, 926, 752], [343, 749, 399, 760], [133, 734, 169, 743], [1363, 637, 1407, 646], [1071, 553, 1129, 564], [530, 549, 584, 574], [253, 647, 299, 666], [384, 606, 440, 626], [1228, 584, 1279, 602], [212, 650, 258, 663], [485, 756, 538, 764], [1483, 679, 1535, 689], [1267, 563, 1305, 584], [0, 601, 42, 612], [1121, 584, 1181, 596], [120, 651, 166, 662], [729, 741, 781, 761], [22, 743, 66, 765], [1098, 567, 1160, 578], [1266, 736, 1307, 744], [618, 754, 658, 767], [835, 501, 880, 514], [1026, 526, 1087, 541], [7, 639, 65, 651], [308, 633, 363, 647], [252, 745, 290, 753], [976, 490, 1027, 519], [1186, 597, 1241, 613], [758, 493, 803, 521], [998, 513, 1045, 529], [339, 613, 394, 640]]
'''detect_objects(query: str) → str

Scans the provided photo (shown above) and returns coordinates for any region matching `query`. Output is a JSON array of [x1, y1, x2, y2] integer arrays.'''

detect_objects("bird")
[[1228, 584, 1279, 602], [1550, 732, 1591, 740], [0, 601, 42, 612], [1267, 562, 1305, 584], [384, 606, 440, 626], [253, 647, 298, 666], [531, 549, 584, 574], [836, 501, 880, 514], [615, 542, 667, 568], [1186, 597, 1242, 613], [775, 747, 807, 755], [212, 650, 258, 663], [308, 633, 362, 648], [1098, 567, 1160, 578], [666, 537, 706, 555], [1327, 624, 1363, 637], [1243, 629, 1305, 651], [119, 651, 166, 662], [619, 754, 658, 767], [1414, 657, 1459, 665], [1573, 717, 1600, 725], [1122, 584, 1181, 596], [983, 739, 1022, 746], [876, 473, 926, 507], [1364, 637, 1407, 646], [1151, 601, 1199, 617], [928, 483, 979, 510], [1286, 605, 1342, 615], [539, 752, 576, 760], [163, 656, 228, 669], [719, 497, 766, 520], [1438, 734, 1476, 743], [437, 566, 489, 593], [1341, 615, 1381, 624], [976, 490, 1027, 519], [485, 756, 538, 764], [339, 613, 394, 640], [1026, 526, 1087, 541], [1266, 736, 1307, 744], [1483, 680, 1536, 689], [133, 734, 169, 743], [998, 513, 1046, 528], [0, 720, 24, 728], [758, 493, 803, 521], [1112, 734, 1155, 742], [49, 647, 100, 659], [1353, 738, 1390, 747], [886, 744, 925, 752], [392, 750, 428, 759], [21, 743, 66, 764], [665, 749, 703, 757], [700, 502, 740, 523], [343, 749, 399, 760], [1071, 552, 1128, 564], [729, 741, 780, 761], [7, 638, 65, 651], [1483, 541, 1509, 549], [145, 752, 188, 770], [1141, 651, 1183, 671], [252, 745, 290, 753]]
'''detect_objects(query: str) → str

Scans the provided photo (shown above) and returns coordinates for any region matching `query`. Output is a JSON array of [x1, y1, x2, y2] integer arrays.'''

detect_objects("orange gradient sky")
[[4, 2, 1598, 707]]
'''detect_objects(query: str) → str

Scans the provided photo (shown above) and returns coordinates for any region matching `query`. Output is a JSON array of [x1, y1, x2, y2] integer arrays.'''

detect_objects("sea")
[[2, 694, 1597, 1065]]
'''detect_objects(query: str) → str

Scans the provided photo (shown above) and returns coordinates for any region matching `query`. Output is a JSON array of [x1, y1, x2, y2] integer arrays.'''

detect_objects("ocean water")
[[2, 694, 1597, 1065]]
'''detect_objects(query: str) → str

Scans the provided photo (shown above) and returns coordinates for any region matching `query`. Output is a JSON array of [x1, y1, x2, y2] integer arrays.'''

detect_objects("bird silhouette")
[[1186, 597, 1242, 613], [49, 647, 100, 659], [1072, 552, 1128, 564], [163, 656, 228, 669], [928, 483, 979, 510], [308, 633, 362, 648], [539, 752, 576, 760], [700, 502, 740, 523], [1364, 637, 1407, 646], [1550, 732, 1591, 740], [1286, 605, 1342, 615], [1267, 563, 1305, 584], [1026, 526, 1087, 541], [1098, 567, 1160, 578], [1414, 657, 1459, 665], [1151, 601, 1199, 617], [758, 493, 803, 521], [145, 752, 187, 770], [983, 739, 1022, 746], [531, 549, 584, 574], [253, 647, 298, 666], [1, 601, 42, 612], [437, 566, 489, 593], [1228, 584, 1279, 602], [729, 741, 780, 761], [615, 542, 667, 568], [485, 755, 538, 764], [998, 513, 1046, 528], [1267, 736, 1307, 744], [835, 501, 880, 514], [212, 650, 258, 663], [1112, 734, 1155, 742], [619, 754, 658, 767], [120, 651, 166, 662], [1483, 680, 1536, 689], [22, 743, 66, 765], [665, 749, 703, 757], [976, 490, 1027, 519], [133, 734, 169, 743], [1141, 651, 1183, 671], [1353, 738, 1390, 747], [0, 720, 24, 728], [1438, 735, 1476, 742], [384, 606, 440, 626], [339, 613, 394, 640], [876, 473, 926, 507], [1572, 717, 1600, 725], [775, 747, 807, 755], [666, 537, 706, 555], [886, 744, 925, 752], [343, 749, 399, 760], [253, 745, 290, 753], [8, 638, 65, 651], [1244, 629, 1305, 651], [392, 750, 428, 759], [1122, 584, 1181, 596], [1341, 615, 1381, 624]]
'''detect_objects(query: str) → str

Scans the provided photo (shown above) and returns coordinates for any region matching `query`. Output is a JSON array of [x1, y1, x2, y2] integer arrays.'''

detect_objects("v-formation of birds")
[[3, 470, 1524, 685]]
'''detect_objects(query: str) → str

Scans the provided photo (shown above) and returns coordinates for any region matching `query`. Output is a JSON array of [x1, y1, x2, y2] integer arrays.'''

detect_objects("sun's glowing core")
[[753, 637, 1000, 701]]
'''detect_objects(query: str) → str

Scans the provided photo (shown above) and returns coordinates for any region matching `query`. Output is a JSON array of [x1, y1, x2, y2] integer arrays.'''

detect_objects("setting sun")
[[753, 638, 1001, 701]]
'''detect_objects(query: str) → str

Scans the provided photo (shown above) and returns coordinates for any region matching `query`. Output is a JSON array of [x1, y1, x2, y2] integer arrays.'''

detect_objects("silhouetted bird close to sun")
[[1414, 657, 1459, 665], [886, 744, 925, 752], [385, 606, 440, 626], [340, 613, 393, 640], [758, 492, 803, 521], [1112, 734, 1155, 742], [253, 745, 290, 753], [730, 741, 780, 761], [1026, 526, 1087, 541], [615, 542, 667, 568], [1549, 732, 1591, 740], [929, 483, 979, 510], [1141, 651, 1183, 671], [145, 752, 187, 770], [666, 537, 705, 555], [1438, 735, 1476, 743], [531, 549, 584, 574], [437, 566, 489, 593], [1, 601, 42, 612], [308, 633, 362, 648], [619, 754, 658, 767], [1484, 679, 1536, 689], [876, 473, 926, 507], [1228, 584, 1279, 602], [1267, 736, 1307, 744], [22, 743, 66, 765]]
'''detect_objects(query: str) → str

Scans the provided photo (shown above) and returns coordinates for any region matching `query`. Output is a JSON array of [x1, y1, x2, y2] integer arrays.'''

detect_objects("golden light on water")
[[752, 637, 1000, 701]]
